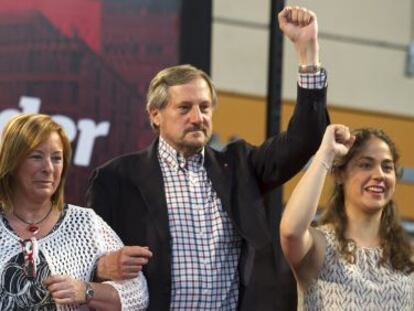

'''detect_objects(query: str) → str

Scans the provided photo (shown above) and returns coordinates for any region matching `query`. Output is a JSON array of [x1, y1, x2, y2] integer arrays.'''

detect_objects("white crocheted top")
[[298, 225, 414, 311], [0, 204, 148, 310]]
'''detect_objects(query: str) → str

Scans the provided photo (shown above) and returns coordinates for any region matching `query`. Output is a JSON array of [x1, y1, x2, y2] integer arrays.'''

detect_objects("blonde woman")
[[0, 113, 148, 310]]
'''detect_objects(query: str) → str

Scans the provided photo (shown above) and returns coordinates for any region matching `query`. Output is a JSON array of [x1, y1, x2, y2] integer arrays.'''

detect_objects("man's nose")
[[189, 106, 202, 123]]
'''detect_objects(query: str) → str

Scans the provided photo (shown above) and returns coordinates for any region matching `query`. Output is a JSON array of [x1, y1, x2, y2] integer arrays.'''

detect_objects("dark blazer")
[[86, 86, 329, 310]]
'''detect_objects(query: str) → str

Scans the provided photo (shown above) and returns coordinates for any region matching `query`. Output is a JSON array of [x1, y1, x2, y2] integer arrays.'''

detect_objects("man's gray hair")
[[146, 64, 217, 131]]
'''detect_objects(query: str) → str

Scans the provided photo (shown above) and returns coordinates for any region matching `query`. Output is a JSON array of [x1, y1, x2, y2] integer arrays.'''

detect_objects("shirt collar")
[[158, 137, 204, 171]]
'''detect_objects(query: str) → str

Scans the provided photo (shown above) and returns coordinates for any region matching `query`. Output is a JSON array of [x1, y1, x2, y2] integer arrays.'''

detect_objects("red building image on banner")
[[0, 0, 181, 205]]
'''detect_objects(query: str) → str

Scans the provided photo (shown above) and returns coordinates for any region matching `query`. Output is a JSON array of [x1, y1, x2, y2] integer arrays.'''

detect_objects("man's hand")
[[278, 6, 319, 66], [96, 246, 153, 280], [44, 275, 87, 305]]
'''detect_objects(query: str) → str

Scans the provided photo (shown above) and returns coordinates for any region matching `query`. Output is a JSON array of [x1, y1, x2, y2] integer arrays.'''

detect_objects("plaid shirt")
[[158, 138, 242, 310], [298, 68, 327, 89], [157, 70, 325, 310]]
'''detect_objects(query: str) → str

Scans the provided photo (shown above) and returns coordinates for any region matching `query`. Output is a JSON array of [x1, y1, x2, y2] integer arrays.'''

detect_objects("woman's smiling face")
[[339, 137, 396, 214], [13, 132, 64, 205]]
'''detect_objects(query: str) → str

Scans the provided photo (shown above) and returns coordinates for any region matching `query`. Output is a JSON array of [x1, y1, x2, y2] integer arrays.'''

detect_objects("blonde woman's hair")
[[0, 113, 72, 212]]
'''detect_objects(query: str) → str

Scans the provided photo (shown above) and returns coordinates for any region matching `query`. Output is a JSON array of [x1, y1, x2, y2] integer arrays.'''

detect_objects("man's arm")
[[86, 167, 115, 228], [86, 165, 152, 281], [96, 246, 152, 281], [250, 6, 329, 187], [94, 210, 150, 310]]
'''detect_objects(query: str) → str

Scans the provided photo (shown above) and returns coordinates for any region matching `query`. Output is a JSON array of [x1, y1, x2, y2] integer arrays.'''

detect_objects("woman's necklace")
[[13, 203, 54, 235]]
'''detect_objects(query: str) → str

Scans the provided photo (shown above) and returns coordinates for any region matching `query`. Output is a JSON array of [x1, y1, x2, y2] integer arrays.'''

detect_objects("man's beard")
[[179, 126, 211, 154], [183, 124, 207, 136]]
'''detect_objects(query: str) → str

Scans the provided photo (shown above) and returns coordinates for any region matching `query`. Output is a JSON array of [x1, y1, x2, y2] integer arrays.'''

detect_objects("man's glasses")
[[20, 237, 38, 280]]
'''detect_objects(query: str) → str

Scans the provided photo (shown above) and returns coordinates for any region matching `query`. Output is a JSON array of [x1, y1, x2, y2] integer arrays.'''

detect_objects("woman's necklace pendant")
[[28, 224, 39, 235], [12, 202, 54, 236]]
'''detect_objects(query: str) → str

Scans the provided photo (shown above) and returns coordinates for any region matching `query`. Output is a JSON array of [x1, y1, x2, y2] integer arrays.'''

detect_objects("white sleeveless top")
[[298, 225, 414, 311]]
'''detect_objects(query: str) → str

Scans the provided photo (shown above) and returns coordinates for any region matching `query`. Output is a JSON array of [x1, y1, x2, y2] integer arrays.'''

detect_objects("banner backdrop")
[[0, 0, 181, 205]]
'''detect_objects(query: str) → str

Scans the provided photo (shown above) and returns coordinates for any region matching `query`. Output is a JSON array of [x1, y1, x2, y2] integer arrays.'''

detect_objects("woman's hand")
[[43, 275, 87, 305], [316, 124, 355, 166]]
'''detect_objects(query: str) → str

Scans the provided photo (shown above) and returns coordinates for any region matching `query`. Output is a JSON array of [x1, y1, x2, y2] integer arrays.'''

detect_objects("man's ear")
[[148, 107, 161, 128]]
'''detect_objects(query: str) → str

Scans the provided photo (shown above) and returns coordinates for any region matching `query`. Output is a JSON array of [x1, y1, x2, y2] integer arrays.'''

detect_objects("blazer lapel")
[[127, 144, 235, 244], [204, 147, 234, 219], [130, 140, 171, 243]]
